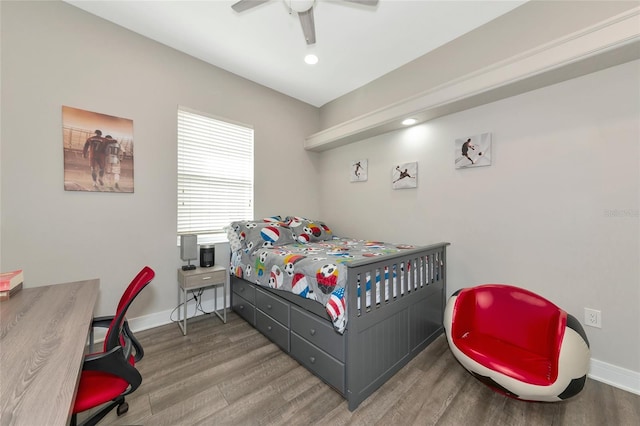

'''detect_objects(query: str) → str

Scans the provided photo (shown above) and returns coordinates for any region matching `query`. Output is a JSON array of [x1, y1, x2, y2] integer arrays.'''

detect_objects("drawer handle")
[[201, 276, 212, 280], [267, 304, 272, 310], [239, 305, 244, 311], [309, 328, 316, 336], [309, 356, 316, 364], [240, 287, 245, 292], [267, 325, 272, 331]]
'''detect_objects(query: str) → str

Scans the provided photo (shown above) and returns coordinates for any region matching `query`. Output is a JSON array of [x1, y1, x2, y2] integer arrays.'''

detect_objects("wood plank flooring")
[[81, 312, 640, 425]]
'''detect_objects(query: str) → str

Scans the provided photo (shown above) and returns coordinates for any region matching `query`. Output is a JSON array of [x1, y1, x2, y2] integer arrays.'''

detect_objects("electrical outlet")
[[584, 308, 602, 328]]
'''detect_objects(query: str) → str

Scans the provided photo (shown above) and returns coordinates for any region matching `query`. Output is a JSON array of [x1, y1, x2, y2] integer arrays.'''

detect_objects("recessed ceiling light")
[[402, 118, 417, 126], [304, 54, 318, 65]]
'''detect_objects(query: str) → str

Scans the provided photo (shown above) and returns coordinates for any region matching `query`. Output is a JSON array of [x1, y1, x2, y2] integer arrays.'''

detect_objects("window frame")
[[177, 106, 254, 245]]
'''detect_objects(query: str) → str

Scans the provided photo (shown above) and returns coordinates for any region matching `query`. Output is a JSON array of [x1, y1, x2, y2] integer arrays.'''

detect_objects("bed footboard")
[[344, 242, 449, 410]]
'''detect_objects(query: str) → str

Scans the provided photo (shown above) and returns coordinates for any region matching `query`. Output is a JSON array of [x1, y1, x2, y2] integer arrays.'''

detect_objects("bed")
[[227, 217, 449, 411]]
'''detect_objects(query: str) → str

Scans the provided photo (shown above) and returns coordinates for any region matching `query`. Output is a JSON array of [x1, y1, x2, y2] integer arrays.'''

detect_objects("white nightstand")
[[177, 265, 227, 335]]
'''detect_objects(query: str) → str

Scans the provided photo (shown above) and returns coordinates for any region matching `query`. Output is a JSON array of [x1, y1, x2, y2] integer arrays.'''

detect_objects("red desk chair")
[[444, 284, 590, 402], [71, 266, 155, 426]]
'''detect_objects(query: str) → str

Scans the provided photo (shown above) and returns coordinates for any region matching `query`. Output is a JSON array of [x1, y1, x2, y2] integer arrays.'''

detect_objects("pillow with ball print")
[[230, 220, 295, 254], [225, 225, 244, 253], [285, 216, 334, 243]]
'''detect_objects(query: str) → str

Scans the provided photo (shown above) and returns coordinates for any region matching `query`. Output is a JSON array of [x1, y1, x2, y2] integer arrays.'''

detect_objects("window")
[[177, 107, 254, 244]]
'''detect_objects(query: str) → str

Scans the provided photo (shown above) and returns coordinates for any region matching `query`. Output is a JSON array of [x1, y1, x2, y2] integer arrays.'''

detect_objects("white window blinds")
[[177, 107, 254, 243]]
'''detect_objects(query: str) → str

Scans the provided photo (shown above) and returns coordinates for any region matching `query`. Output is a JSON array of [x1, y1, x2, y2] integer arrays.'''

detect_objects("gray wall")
[[0, 0, 320, 319], [317, 60, 640, 374]]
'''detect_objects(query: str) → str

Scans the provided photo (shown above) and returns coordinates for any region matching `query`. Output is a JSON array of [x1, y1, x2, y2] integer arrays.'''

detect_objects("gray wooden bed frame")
[[230, 242, 449, 411]]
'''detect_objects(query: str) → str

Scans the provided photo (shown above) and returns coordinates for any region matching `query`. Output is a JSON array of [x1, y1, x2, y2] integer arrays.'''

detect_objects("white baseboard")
[[589, 358, 640, 396], [126, 299, 640, 397], [128, 297, 225, 333]]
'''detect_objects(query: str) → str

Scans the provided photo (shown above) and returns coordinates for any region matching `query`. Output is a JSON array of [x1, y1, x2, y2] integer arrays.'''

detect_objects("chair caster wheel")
[[116, 401, 129, 416]]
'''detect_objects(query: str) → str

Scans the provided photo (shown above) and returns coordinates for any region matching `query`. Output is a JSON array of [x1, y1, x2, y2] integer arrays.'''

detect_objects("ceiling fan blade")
[[298, 8, 316, 45], [231, 0, 270, 13], [342, 0, 379, 5]]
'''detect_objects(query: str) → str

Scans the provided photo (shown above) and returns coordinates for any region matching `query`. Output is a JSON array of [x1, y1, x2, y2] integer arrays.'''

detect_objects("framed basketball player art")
[[62, 106, 134, 192]]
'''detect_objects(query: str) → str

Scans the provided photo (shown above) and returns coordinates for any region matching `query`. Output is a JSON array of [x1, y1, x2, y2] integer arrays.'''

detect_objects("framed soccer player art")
[[455, 132, 492, 169], [351, 159, 368, 182], [62, 106, 134, 192], [392, 161, 417, 189]]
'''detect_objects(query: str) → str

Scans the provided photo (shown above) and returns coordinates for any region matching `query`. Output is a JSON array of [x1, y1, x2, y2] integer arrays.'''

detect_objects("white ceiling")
[[64, 0, 527, 107]]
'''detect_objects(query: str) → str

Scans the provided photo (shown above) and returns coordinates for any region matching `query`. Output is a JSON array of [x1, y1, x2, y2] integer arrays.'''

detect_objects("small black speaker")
[[200, 244, 215, 268]]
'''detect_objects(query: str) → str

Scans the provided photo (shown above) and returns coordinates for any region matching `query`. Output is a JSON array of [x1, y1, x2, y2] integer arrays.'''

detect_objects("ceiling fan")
[[231, 0, 379, 45]]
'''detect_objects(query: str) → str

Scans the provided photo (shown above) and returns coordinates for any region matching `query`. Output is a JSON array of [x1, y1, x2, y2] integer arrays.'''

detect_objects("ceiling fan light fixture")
[[233, 0, 377, 46], [304, 54, 319, 65], [402, 118, 418, 126], [286, 0, 315, 13]]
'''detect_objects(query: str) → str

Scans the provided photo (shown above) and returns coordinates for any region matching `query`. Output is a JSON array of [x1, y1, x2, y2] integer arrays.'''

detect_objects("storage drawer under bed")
[[290, 333, 345, 395], [232, 278, 256, 304], [256, 288, 289, 327], [291, 306, 344, 362], [232, 293, 255, 326], [256, 310, 289, 352]]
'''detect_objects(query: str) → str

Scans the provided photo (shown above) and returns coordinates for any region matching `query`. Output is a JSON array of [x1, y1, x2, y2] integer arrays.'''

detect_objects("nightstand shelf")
[[177, 265, 227, 335]]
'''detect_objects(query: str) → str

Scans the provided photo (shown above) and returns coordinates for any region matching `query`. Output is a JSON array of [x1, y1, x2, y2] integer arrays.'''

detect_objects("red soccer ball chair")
[[444, 284, 590, 402]]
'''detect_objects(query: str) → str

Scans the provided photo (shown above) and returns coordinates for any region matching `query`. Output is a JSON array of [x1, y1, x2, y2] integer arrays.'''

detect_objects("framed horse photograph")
[[62, 106, 134, 193]]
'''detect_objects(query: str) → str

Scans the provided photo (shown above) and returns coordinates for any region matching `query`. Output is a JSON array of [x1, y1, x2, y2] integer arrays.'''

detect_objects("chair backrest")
[[104, 266, 155, 353], [453, 284, 566, 357]]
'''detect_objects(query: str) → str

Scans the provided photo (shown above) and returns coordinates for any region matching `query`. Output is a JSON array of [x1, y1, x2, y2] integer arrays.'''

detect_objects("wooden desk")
[[0, 279, 99, 426]]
